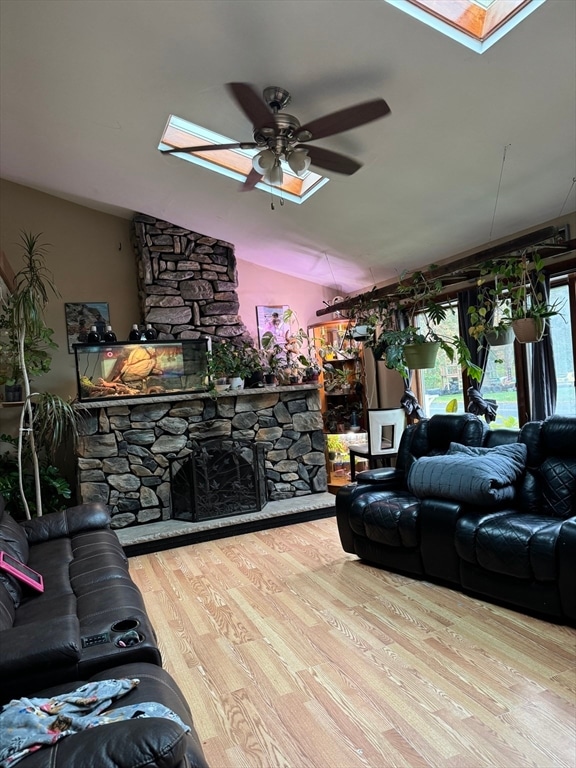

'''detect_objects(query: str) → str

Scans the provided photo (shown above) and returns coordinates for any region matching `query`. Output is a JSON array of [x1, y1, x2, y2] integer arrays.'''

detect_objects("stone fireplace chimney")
[[131, 213, 252, 343]]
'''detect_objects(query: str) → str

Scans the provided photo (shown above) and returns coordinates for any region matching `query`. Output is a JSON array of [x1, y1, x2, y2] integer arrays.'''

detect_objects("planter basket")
[[485, 326, 514, 347], [512, 318, 544, 344], [404, 341, 440, 370]]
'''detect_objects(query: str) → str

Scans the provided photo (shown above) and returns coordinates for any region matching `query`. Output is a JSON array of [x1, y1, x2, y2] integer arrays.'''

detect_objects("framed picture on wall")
[[256, 305, 289, 348], [65, 302, 110, 353]]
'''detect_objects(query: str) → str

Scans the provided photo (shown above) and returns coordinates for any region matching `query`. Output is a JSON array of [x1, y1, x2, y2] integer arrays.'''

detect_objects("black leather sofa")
[[336, 413, 576, 624], [0, 497, 209, 768]]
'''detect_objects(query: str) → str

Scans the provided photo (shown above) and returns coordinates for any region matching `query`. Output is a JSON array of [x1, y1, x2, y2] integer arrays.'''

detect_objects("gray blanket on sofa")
[[406, 442, 527, 506]]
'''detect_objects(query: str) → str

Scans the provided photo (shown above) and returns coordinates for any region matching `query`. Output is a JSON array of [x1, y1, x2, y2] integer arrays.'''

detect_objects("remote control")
[[82, 633, 111, 648]]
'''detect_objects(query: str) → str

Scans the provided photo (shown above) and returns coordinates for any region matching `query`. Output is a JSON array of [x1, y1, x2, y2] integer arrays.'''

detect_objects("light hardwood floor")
[[128, 517, 576, 768]]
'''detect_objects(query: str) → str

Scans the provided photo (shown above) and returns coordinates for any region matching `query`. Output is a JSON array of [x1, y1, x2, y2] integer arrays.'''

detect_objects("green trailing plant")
[[468, 251, 563, 344], [367, 267, 482, 381], [491, 251, 563, 322], [206, 339, 262, 383], [467, 274, 513, 343], [3, 232, 79, 518], [346, 287, 394, 343]]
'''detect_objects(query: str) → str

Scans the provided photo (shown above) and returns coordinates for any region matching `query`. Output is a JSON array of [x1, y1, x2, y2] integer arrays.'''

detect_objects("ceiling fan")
[[161, 82, 391, 190]]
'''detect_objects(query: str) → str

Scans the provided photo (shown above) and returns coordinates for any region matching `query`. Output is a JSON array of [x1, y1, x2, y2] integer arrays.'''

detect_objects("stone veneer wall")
[[76, 387, 327, 529], [131, 213, 251, 343]]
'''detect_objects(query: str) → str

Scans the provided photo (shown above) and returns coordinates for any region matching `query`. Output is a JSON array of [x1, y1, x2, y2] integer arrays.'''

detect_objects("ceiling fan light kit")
[[161, 82, 391, 194]]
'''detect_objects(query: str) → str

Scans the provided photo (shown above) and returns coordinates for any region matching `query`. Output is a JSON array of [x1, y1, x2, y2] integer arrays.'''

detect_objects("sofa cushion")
[[456, 511, 563, 581], [407, 443, 527, 506], [539, 458, 576, 519], [350, 491, 420, 548]]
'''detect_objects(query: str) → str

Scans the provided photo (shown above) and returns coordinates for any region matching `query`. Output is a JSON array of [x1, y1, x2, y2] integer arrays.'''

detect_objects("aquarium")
[[74, 339, 210, 401]]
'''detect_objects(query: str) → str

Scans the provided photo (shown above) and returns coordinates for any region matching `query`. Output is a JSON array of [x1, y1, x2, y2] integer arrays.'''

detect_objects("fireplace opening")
[[170, 439, 268, 521]]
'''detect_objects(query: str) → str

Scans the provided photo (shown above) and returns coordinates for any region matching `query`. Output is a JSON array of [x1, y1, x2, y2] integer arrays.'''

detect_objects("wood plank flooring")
[[128, 517, 576, 768]]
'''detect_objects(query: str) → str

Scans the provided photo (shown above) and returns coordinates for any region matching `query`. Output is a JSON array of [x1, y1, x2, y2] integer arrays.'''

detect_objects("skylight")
[[385, 0, 547, 52], [158, 115, 329, 204]]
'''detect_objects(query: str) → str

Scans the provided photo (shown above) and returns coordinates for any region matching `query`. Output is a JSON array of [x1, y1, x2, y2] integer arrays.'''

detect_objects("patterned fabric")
[[0, 678, 190, 767], [407, 442, 527, 506]]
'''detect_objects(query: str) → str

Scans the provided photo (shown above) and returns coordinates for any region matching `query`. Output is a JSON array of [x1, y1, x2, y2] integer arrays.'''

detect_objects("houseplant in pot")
[[240, 342, 266, 388], [367, 268, 482, 382], [260, 333, 285, 385], [483, 251, 563, 344], [206, 338, 252, 390], [1, 232, 78, 519]]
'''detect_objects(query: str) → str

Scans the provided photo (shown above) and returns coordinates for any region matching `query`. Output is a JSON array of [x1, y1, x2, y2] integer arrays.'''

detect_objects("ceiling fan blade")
[[227, 82, 273, 129], [298, 98, 391, 141], [303, 145, 362, 175], [241, 168, 263, 191], [161, 142, 256, 154]]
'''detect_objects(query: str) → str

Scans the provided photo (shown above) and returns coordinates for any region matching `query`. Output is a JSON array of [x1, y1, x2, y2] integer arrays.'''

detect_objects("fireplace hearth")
[[170, 439, 267, 521]]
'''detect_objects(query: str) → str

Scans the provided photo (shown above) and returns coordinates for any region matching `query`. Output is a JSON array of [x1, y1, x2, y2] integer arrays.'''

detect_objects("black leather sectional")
[[336, 413, 576, 624], [0, 497, 209, 768]]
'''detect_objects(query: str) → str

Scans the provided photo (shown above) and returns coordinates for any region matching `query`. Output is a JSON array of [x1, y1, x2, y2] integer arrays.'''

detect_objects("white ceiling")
[[1, 0, 575, 293]]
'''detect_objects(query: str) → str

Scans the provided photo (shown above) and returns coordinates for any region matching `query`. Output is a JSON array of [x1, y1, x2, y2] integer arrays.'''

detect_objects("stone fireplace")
[[76, 386, 327, 530], [74, 214, 327, 530]]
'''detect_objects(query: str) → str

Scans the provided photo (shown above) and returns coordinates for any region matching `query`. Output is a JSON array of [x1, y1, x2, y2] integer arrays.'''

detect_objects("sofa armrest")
[[0, 615, 81, 677], [15, 718, 209, 768], [335, 472, 405, 553], [21, 503, 111, 544], [0, 615, 81, 702], [557, 518, 576, 622], [419, 498, 464, 584], [355, 467, 402, 485]]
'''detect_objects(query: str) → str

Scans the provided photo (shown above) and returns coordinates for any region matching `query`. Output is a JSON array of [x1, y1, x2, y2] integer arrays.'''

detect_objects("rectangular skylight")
[[386, 0, 547, 52], [158, 115, 329, 204]]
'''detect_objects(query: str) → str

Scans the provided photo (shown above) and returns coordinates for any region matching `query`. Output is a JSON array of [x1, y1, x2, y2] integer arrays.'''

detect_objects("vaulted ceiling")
[[1, 0, 574, 293]]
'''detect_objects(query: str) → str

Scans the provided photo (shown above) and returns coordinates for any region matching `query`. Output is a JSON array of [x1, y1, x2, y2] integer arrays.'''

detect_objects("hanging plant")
[[485, 250, 563, 344], [366, 268, 482, 381]]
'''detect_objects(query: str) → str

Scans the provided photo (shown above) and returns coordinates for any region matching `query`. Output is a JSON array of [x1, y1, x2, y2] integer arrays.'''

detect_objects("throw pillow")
[[407, 442, 527, 506]]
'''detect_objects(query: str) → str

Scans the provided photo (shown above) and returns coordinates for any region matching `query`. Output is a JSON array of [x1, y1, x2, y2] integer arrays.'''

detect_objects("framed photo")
[[256, 305, 289, 348], [65, 302, 110, 353]]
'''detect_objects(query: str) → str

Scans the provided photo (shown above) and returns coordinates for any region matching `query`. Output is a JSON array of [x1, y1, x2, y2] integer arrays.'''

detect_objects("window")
[[550, 283, 575, 416], [384, 0, 547, 53], [482, 341, 519, 427], [419, 302, 465, 417], [418, 300, 520, 425]]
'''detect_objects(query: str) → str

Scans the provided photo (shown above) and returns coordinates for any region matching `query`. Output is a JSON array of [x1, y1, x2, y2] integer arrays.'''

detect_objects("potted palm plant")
[[1, 232, 78, 519]]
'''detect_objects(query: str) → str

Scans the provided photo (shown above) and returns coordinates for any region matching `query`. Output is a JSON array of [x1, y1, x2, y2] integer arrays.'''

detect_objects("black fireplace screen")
[[170, 439, 267, 521]]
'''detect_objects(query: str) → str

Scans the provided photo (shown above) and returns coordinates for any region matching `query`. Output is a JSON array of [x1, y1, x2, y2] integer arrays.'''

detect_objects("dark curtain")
[[457, 288, 497, 422], [531, 272, 557, 419]]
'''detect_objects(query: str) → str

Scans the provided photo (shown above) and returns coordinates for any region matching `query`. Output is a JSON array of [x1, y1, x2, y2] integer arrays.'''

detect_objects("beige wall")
[[0, 179, 337, 403]]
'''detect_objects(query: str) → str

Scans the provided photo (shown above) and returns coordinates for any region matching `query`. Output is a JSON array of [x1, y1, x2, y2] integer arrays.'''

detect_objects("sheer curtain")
[[531, 272, 557, 419]]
